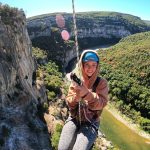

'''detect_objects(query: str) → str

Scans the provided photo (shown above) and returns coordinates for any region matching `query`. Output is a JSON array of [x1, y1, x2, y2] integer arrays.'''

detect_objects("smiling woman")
[[83, 61, 98, 77], [58, 49, 109, 150]]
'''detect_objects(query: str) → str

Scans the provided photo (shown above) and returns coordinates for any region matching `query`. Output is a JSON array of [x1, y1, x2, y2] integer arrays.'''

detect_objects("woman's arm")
[[66, 83, 80, 109], [82, 79, 109, 110]]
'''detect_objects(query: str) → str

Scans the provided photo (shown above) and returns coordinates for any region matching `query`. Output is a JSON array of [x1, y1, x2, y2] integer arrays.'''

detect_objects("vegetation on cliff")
[[32, 47, 64, 102], [31, 27, 74, 69], [99, 31, 150, 133], [0, 3, 25, 30]]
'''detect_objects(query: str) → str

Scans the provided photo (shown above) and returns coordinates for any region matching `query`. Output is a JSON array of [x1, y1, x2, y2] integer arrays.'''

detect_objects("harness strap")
[[92, 77, 101, 92]]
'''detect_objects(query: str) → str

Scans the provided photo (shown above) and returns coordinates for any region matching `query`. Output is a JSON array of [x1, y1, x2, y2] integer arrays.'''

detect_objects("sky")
[[1, 0, 150, 20]]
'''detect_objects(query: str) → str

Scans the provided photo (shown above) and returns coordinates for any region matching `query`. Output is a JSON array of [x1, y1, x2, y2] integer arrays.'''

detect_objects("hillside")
[[99, 31, 150, 133], [26, 11, 150, 70], [28, 11, 149, 31], [27, 11, 150, 43], [144, 20, 150, 25]]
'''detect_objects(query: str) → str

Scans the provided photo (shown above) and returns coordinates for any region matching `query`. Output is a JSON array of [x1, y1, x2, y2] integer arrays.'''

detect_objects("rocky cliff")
[[0, 4, 51, 150], [27, 11, 150, 40], [27, 11, 150, 69]]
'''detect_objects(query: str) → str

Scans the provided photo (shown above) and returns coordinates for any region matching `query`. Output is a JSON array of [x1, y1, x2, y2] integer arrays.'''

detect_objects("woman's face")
[[83, 61, 98, 77]]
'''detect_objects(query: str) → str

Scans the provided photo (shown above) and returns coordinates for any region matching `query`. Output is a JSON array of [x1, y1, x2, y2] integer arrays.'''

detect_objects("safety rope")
[[72, 0, 82, 125], [72, 0, 80, 64]]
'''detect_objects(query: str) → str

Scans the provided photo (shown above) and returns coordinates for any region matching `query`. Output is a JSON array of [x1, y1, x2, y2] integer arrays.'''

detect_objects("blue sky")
[[1, 0, 150, 20]]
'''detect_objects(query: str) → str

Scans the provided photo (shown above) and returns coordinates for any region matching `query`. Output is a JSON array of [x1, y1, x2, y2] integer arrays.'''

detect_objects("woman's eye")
[[84, 64, 97, 68], [84, 64, 89, 67], [93, 65, 97, 67]]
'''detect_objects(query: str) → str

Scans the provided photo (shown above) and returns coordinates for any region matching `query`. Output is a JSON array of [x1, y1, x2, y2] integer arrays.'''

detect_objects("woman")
[[58, 50, 109, 150]]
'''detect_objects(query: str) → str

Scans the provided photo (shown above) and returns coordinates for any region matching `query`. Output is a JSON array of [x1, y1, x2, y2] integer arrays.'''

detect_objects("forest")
[[98, 31, 150, 133]]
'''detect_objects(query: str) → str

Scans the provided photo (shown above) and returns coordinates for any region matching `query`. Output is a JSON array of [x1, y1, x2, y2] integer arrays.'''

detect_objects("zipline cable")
[[72, 0, 80, 64], [72, 0, 82, 125]]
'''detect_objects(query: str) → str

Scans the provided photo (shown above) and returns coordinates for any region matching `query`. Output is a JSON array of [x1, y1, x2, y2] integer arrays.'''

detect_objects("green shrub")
[[47, 91, 56, 101], [51, 124, 63, 150], [139, 117, 150, 133], [36, 61, 63, 101], [32, 47, 47, 60]]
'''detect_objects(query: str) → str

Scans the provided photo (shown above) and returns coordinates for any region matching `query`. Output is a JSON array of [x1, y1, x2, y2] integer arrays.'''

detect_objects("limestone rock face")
[[27, 12, 150, 68], [0, 5, 51, 150], [27, 12, 150, 40]]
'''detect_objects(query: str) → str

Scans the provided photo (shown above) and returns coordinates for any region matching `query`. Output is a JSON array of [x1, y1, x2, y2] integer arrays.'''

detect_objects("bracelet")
[[81, 92, 88, 99]]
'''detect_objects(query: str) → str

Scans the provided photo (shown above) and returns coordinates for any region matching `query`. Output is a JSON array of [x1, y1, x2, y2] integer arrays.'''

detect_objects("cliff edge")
[[0, 4, 51, 150]]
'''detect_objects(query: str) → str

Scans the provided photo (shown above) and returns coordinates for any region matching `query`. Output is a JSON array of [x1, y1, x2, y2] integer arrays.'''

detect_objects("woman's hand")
[[73, 82, 89, 98]]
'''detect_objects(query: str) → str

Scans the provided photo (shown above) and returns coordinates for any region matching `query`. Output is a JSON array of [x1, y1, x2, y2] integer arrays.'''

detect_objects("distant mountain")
[[144, 20, 150, 25], [27, 11, 150, 49], [26, 11, 150, 69]]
